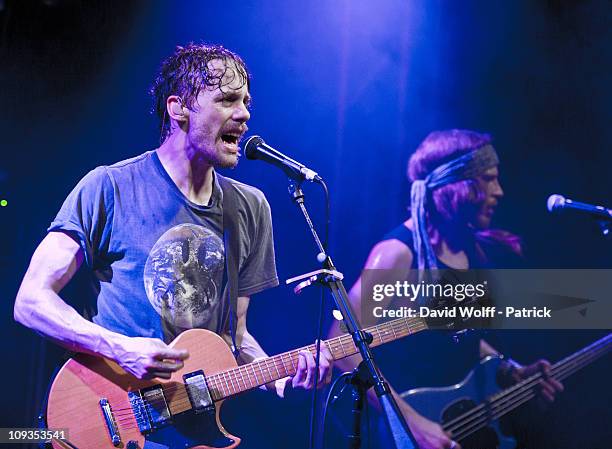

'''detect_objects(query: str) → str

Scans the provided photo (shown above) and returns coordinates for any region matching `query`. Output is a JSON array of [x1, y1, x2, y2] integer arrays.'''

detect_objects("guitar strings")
[[75, 299, 497, 424], [447, 338, 610, 440], [67, 301, 608, 436], [453, 345, 609, 441], [114, 318, 430, 427], [111, 320, 422, 427], [449, 348, 606, 442], [444, 334, 610, 435], [106, 313, 429, 414], [450, 354, 596, 441], [113, 338, 611, 432], [443, 335, 611, 442]]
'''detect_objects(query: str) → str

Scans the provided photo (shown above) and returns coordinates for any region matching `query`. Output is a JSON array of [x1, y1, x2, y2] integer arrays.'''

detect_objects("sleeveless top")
[[371, 223, 509, 390]]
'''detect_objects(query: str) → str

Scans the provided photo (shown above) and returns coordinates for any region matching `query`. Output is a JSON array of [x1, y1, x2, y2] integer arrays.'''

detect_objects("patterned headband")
[[410, 144, 499, 272]]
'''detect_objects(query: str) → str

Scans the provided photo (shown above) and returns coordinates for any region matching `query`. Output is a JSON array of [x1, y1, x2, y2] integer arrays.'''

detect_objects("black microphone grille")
[[244, 135, 264, 160]]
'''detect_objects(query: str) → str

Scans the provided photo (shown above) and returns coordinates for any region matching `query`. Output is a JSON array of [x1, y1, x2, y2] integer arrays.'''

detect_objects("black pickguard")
[[143, 409, 234, 449]]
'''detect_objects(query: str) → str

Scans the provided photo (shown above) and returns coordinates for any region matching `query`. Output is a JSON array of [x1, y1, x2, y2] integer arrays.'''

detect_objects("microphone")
[[547, 194, 612, 220], [244, 136, 322, 183]]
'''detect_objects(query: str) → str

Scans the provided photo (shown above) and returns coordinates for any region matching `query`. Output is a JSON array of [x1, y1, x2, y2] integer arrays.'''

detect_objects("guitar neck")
[[552, 333, 612, 380], [497, 332, 612, 414], [209, 315, 429, 401], [445, 333, 612, 439]]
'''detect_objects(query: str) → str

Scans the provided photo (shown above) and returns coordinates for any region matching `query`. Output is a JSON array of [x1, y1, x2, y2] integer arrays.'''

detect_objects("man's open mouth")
[[221, 134, 239, 145]]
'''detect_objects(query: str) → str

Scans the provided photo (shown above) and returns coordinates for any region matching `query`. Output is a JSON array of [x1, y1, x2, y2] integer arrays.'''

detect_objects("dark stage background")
[[1, 1, 610, 448]]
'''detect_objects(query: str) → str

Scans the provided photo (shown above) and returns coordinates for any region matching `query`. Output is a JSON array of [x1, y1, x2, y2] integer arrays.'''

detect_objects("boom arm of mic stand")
[[287, 179, 417, 449]]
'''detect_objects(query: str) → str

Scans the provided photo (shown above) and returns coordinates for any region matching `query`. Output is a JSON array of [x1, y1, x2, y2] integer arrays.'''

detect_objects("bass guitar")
[[401, 333, 612, 449]]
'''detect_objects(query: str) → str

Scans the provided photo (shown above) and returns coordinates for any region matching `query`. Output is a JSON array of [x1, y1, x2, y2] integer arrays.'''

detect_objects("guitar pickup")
[[129, 385, 171, 434], [183, 370, 214, 414]]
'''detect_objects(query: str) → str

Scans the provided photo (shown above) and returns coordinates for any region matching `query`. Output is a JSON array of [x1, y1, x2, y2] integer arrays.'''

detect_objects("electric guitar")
[[401, 333, 612, 449], [45, 314, 429, 448]]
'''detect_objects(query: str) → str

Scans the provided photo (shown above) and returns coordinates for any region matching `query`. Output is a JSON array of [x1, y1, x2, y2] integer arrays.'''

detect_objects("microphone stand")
[[287, 180, 417, 449]]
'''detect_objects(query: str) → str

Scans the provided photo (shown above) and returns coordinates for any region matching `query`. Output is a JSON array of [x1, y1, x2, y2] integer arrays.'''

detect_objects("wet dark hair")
[[150, 43, 250, 141], [408, 129, 522, 256]]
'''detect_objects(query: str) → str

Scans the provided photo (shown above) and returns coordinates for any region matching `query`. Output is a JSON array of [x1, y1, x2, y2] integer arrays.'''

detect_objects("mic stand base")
[[346, 362, 374, 449]]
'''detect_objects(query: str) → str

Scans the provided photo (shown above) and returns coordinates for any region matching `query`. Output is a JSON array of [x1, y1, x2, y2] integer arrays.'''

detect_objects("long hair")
[[408, 129, 522, 256], [150, 43, 250, 142]]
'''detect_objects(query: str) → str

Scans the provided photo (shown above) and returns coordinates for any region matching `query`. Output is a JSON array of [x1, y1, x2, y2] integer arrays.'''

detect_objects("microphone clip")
[[285, 268, 344, 295]]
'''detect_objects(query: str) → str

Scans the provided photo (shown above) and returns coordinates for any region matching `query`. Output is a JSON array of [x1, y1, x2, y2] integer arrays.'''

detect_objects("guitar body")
[[43, 311, 432, 449], [401, 356, 517, 449], [41, 314, 612, 449], [47, 329, 241, 449]]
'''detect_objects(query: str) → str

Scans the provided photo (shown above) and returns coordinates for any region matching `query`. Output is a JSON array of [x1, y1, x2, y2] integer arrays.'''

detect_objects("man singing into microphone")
[[329, 129, 563, 449], [14, 43, 332, 422]]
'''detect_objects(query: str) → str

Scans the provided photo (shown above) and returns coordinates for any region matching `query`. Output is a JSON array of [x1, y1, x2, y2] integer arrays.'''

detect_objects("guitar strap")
[[217, 173, 241, 360]]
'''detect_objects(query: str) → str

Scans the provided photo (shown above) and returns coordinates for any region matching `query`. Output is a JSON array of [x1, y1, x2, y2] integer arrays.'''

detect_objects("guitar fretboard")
[[206, 315, 429, 401], [443, 332, 612, 441]]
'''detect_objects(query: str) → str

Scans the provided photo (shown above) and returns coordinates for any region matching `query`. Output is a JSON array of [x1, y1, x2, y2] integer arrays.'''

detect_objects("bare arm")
[[229, 296, 269, 363], [328, 238, 413, 374], [15, 232, 122, 357], [14, 231, 188, 379], [233, 296, 332, 397]]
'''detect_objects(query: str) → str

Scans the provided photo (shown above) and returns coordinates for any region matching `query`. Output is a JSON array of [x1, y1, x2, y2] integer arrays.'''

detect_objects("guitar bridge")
[[99, 398, 121, 447]]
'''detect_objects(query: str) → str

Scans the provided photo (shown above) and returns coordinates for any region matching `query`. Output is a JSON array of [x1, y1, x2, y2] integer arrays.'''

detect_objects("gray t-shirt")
[[49, 150, 278, 342]]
